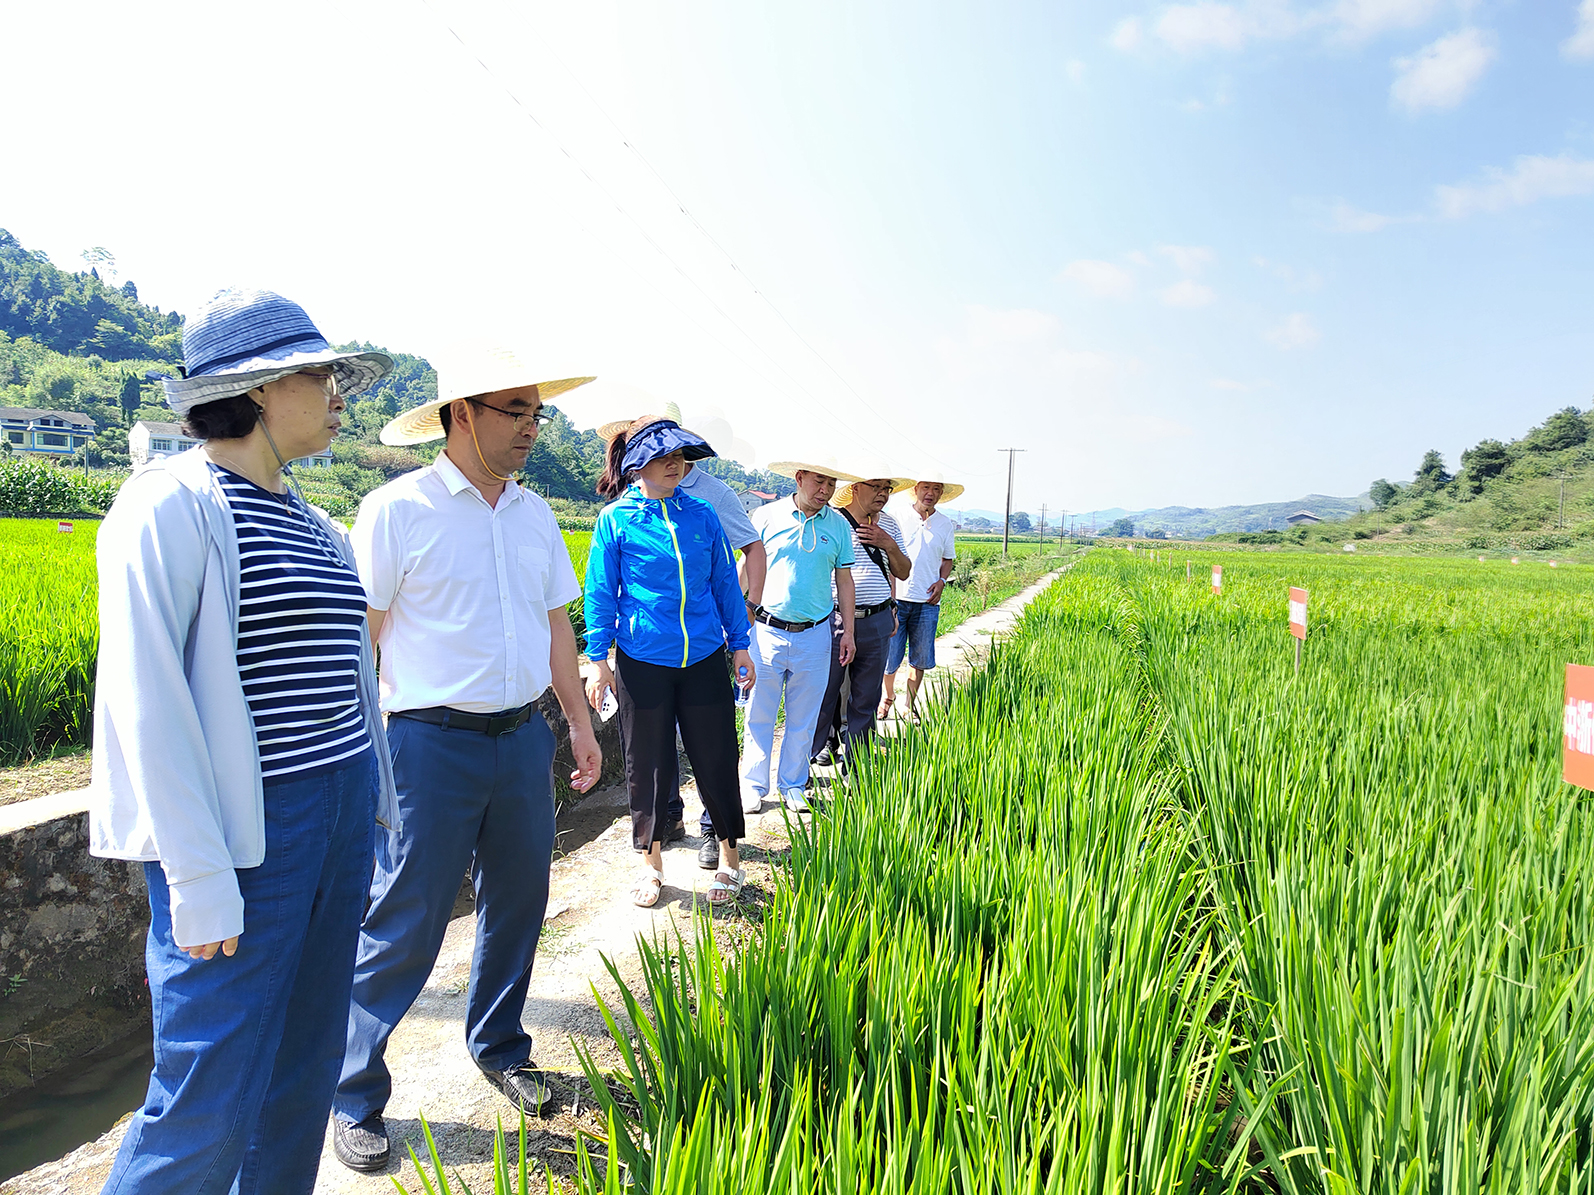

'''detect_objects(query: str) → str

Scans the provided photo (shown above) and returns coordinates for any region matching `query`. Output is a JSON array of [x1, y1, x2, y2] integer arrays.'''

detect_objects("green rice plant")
[[0, 517, 99, 764], [392, 1110, 547, 1195]]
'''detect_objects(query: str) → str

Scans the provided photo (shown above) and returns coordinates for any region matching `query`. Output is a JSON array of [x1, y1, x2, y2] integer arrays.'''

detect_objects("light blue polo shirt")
[[752, 497, 855, 623]]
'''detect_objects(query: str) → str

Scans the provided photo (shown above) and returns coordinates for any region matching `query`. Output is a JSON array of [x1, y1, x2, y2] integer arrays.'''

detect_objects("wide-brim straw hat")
[[833, 467, 916, 509], [380, 347, 595, 446], [766, 456, 866, 485], [160, 288, 392, 415], [905, 470, 965, 504]]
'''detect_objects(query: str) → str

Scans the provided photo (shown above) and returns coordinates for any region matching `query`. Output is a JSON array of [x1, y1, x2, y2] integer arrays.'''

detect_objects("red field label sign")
[[57, 521, 73, 533], [1289, 587, 1308, 640], [1565, 665, 1594, 790], [1211, 564, 1222, 594]]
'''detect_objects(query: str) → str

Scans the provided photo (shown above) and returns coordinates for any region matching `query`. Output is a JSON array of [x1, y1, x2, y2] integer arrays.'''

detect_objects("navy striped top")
[[212, 465, 371, 782]]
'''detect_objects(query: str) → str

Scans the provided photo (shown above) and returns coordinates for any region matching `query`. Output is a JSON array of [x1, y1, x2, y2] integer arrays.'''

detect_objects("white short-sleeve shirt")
[[351, 451, 581, 714], [897, 505, 958, 603]]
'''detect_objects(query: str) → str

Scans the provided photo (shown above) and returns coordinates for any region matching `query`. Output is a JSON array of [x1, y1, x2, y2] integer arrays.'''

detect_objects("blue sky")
[[5, 0, 1593, 517]]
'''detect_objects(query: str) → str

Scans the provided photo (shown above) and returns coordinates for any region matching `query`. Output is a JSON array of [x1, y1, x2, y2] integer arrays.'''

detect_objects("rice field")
[[573, 550, 1594, 1193], [0, 517, 597, 768]]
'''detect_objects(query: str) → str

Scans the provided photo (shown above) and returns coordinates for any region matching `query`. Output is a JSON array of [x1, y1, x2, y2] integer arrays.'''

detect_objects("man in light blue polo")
[[741, 458, 860, 812]]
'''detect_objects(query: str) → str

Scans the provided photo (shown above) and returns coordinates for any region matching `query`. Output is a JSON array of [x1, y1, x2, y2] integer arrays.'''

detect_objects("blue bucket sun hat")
[[160, 288, 393, 415], [618, 416, 716, 475]]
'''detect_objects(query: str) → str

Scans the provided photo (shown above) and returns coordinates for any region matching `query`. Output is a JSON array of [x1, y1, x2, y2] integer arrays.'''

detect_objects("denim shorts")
[[886, 599, 940, 673]]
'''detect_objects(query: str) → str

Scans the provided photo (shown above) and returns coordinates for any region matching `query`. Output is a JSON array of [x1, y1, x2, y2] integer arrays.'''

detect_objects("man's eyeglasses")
[[468, 398, 553, 431]]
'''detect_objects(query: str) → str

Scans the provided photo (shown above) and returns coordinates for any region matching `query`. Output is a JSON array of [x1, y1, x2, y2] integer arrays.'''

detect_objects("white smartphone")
[[598, 687, 619, 723]]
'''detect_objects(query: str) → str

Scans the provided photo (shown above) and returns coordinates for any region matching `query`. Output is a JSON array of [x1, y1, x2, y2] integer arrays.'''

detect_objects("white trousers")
[[740, 620, 832, 798]]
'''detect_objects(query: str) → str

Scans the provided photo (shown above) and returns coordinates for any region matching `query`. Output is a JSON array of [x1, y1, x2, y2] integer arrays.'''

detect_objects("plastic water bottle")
[[735, 665, 751, 708]]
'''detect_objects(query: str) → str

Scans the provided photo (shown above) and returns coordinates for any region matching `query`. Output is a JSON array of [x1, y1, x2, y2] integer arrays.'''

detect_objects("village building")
[[0, 407, 97, 458], [738, 488, 777, 513], [1285, 510, 1322, 526]]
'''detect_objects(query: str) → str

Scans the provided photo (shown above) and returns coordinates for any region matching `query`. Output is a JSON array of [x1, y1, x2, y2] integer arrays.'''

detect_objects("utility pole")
[[1039, 503, 1047, 549], [997, 448, 1026, 556]]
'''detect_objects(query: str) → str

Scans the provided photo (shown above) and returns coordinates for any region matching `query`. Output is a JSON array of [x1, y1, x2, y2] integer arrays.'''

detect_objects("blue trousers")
[[102, 751, 378, 1195], [740, 621, 832, 799], [334, 713, 557, 1124]]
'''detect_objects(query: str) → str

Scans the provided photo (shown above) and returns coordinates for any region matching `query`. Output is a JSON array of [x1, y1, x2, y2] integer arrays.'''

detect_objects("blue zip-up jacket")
[[584, 485, 751, 667]]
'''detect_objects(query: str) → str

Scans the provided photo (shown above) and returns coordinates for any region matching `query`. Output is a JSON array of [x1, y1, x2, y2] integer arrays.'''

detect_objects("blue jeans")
[[335, 712, 557, 1124], [886, 599, 941, 673], [102, 750, 378, 1195], [740, 620, 832, 798]]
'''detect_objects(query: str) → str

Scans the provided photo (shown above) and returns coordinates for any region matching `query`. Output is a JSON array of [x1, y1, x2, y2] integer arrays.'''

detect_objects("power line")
[[415, 0, 994, 479]]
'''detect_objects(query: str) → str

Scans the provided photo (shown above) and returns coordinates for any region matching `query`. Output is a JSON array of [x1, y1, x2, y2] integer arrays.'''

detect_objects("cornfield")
[[0, 517, 596, 769], [572, 550, 1594, 1192]]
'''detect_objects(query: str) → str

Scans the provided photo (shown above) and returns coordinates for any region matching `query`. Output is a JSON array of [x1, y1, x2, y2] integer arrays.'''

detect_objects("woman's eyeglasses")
[[297, 366, 340, 400], [468, 399, 554, 431]]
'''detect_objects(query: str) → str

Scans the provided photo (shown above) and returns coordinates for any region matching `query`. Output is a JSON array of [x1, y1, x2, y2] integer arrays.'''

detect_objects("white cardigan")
[[89, 447, 398, 948]]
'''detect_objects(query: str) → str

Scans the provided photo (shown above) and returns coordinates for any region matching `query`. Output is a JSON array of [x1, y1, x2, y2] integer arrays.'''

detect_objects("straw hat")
[[766, 456, 865, 485], [904, 469, 964, 504], [380, 348, 595, 446], [832, 473, 915, 509], [160, 289, 392, 415]]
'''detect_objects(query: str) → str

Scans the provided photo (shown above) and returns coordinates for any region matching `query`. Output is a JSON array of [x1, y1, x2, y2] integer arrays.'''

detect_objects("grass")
[[0, 516, 595, 767], [571, 548, 1594, 1191]]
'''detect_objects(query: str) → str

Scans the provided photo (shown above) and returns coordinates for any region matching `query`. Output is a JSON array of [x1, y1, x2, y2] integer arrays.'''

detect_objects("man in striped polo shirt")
[[811, 474, 911, 769], [331, 352, 602, 1173]]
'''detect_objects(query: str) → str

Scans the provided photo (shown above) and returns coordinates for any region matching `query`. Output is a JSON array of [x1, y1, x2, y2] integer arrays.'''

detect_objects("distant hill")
[[945, 494, 1369, 538]]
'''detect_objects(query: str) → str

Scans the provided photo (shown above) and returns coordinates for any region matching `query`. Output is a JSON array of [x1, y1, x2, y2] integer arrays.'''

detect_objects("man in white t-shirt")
[[331, 353, 602, 1173], [882, 478, 959, 721]]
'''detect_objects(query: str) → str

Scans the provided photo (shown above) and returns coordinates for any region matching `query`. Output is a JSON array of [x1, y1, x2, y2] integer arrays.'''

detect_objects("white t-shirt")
[[351, 451, 581, 714], [897, 505, 957, 603]]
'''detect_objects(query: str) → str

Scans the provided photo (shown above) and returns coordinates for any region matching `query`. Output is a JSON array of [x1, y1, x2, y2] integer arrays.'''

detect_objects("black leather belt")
[[854, 599, 896, 619], [391, 703, 534, 736], [751, 606, 832, 632]]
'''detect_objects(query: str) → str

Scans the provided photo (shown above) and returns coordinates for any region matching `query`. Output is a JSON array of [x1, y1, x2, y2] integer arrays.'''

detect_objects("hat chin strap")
[[469, 418, 513, 483]]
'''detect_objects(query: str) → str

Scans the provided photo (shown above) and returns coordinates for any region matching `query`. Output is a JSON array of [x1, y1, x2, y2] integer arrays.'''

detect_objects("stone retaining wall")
[[0, 689, 622, 1100]]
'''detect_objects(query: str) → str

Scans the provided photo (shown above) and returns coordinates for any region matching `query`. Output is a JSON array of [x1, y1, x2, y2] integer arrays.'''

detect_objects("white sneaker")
[[782, 789, 810, 812], [741, 793, 764, 814]]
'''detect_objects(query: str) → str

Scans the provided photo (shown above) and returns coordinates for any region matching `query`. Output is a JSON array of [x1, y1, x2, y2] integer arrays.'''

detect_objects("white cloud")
[[1065, 58, 1087, 85], [1435, 153, 1594, 218], [1266, 312, 1320, 349], [1110, 16, 1144, 51], [1390, 28, 1495, 113], [1158, 244, 1216, 273], [1254, 256, 1323, 290], [1155, 3, 1255, 52], [1209, 377, 1253, 391], [1331, 0, 1442, 40], [1566, 0, 1594, 60], [961, 305, 1064, 346], [1328, 200, 1402, 232], [1160, 279, 1218, 307], [1059, 258, 1137, 298]]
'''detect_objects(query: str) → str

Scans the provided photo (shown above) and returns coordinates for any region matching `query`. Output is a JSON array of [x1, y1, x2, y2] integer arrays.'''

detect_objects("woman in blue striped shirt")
[[91, 290, 398, 1195]]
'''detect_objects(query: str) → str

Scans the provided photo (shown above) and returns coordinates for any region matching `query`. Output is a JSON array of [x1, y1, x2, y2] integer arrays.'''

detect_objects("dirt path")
[[3, 564, 1072, 1194]]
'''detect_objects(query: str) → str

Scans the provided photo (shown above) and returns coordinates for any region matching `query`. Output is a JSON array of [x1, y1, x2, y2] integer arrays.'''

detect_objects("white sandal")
[[631, 866, 663, 908], [706, 867, 745, 906]]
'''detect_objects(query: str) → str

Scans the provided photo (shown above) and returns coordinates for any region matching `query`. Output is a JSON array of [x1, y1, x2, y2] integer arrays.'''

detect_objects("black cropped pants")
[[615, 647, 745, 852]]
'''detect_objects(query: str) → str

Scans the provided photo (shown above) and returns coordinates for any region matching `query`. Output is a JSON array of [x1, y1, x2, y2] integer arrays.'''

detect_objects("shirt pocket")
[[518, 545, 551, 601]]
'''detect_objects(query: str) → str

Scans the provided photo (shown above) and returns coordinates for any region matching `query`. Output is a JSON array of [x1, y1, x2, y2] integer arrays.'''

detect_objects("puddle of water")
[[0, 1026, 152, 1182]]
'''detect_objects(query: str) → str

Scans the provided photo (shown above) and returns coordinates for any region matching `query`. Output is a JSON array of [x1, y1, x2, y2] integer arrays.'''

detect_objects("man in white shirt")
[[812, 476, 910, 767], [331, 353, 602, 1173], [882, 478, 960, 721]]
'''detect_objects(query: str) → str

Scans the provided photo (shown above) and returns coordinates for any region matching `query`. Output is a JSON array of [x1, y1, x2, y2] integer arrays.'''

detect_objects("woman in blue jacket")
[[584, 416, 754, 907]]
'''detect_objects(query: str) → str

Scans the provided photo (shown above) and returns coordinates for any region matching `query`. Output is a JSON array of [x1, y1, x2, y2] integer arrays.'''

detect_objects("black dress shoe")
[[665, 820, 687, 842], [334, 1113, 390, 1172], [812, 745, 837, 767], [483, 1062, 552, 1115], [697, 839, 720, 869]]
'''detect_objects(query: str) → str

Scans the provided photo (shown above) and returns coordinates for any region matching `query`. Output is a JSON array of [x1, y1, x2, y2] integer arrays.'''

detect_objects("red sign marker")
[[1564, 665, 1594, 790], [1211, 564, 1222, 594], [57, 521, 73, 534], [1288, 587, 1308, 640]]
